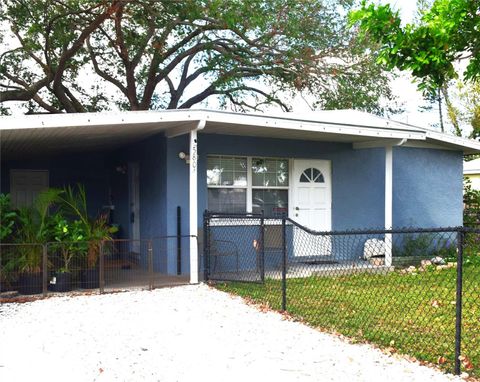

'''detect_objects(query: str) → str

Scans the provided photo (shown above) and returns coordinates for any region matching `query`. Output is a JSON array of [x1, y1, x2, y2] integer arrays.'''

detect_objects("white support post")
[[189, 129, 199, 284], [189, 120, 205, 284], [385, 145, 393, 267]]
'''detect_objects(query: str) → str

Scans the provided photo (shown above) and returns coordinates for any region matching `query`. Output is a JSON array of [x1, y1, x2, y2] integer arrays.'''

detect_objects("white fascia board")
[[353, 138, 410, 149], [0, 108, 427, 140], [425, 130, 480, 154], [203, 111, 426, 140], [165, 119, 206, 138], [0, 110, 208, 131]]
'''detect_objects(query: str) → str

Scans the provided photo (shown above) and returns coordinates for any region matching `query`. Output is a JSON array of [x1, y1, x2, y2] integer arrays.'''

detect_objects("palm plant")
[[58, 184, 117, 269], [15, 188, 62, 273]]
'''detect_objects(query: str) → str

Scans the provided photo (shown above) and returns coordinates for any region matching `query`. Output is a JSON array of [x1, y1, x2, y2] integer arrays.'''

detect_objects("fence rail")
[[0, 236, 195, 300], [204, 211, 480, 377]]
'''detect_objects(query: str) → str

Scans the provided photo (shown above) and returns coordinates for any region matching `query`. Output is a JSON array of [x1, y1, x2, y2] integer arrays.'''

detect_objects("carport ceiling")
[[1, 120, 192, 159]]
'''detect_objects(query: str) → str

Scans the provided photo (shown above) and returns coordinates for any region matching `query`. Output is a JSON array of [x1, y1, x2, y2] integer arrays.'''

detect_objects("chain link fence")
[[0, 236, 194, 300], [204, 212, 480, 377]]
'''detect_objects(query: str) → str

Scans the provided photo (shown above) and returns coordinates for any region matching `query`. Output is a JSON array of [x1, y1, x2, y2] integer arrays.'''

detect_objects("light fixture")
[[115, 165, 127, 174], [178, 151, 190, 163]]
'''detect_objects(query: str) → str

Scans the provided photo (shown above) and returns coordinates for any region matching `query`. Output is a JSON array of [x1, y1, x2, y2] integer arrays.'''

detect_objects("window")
[[207, 156, 247, 213], [10, 170, 49, 208], [251, 158, 289, 216], [300, 168, 324, 183], [207, 156, 289, 216]]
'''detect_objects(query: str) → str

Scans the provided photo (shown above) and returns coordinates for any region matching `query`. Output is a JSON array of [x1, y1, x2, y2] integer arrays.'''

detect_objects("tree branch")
[[52, 1, 125, 112]]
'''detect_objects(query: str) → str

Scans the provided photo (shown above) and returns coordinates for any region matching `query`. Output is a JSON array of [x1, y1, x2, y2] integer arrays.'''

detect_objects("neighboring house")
[[2, 109, 480, 283], [464, 158, 480, 190]]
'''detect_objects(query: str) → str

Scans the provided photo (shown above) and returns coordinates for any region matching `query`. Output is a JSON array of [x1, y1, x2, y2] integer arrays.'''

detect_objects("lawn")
[[216, 264, 480, 377]]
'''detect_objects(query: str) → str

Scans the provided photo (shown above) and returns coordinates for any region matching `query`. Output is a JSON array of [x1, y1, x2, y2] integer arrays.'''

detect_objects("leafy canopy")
[[350, 0, 480, 95], [0, 0, 396, 114]]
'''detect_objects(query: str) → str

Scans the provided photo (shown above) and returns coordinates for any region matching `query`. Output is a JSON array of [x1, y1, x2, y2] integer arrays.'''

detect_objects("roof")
[[464, 158, 480, 174], [1, 108, 480, 159]]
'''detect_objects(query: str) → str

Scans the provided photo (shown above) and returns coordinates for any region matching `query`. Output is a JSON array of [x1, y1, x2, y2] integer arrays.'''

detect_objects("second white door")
[[292, 159, 332, 231]]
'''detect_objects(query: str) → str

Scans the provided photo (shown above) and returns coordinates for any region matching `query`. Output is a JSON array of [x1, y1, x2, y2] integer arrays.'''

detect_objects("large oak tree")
[[0, 0, 396, 114]]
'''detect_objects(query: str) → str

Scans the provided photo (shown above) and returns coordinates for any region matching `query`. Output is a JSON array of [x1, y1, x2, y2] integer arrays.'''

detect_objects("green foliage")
[[218, 266, 480, 376], [0, 194, 16, 241], [350, 0, 480, 96], [57, 184, 117, 268], [463, 177, 480, 227], [0, 0, 396, 115], [13, 188, 62, 273], [393, 233, 432, 258], [14, 188, 63, 244], [51, 215, 88, 273], [4, 184, 117, 273]]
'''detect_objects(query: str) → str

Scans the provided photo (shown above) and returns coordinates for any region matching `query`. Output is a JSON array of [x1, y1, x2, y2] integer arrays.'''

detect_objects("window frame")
[[206, 154, 290, 214]]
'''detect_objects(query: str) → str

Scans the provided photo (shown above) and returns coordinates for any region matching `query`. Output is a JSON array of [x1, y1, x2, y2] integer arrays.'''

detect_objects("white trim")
[[4, 108, 480, 153], [189, 121, 205, 284], [402, 140, 458, 151], [288, 159, 294, 219], [425, 130, 480, 152], [165, 121, 205, 138], [353, 139, 408, 150], [206, 154, 290, 214], [246, 157, 253, 212], [464, 169, 480, 175], [0, 109, 426, 140], [385, 146, 393, 267]]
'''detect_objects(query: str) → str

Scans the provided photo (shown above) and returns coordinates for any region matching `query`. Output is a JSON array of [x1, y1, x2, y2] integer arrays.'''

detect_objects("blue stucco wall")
[[1, 153, 110, 218], [1, 131, 465, 275], [393, 147, 463, 228], [197, 134, 386, 230]]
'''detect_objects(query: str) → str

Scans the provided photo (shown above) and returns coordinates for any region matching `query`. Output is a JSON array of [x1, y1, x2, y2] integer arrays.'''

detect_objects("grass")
[[216, 265, 480, 377]]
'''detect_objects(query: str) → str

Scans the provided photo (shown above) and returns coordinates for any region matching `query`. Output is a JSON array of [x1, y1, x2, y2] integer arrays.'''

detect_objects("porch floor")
[[209, 260, 394, 283], [104, 269, 190, 290]]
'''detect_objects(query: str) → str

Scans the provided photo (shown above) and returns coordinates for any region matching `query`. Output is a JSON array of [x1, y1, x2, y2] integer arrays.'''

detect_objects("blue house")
[[2, 109, 479, 283]]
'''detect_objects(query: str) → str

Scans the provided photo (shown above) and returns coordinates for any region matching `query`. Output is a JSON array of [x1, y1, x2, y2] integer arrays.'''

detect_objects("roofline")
[[2, 108, 480, 153], [0, 109, 426, 140]]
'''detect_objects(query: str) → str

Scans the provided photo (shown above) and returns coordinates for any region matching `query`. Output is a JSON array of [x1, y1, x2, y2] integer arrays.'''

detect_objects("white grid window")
[[207, 155, 289, 216]]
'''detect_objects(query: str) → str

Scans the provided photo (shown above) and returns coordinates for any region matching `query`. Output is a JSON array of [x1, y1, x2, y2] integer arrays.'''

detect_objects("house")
[[2, 109, 479, 283], [464, 158, 480, 190]]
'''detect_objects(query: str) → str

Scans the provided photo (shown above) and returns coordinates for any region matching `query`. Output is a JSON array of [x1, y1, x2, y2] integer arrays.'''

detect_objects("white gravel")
[[0, 284, 462, 382]]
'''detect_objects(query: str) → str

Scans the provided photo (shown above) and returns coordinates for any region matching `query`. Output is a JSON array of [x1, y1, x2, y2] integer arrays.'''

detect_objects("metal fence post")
[[99, 241, 105, 294], [281, 214, 287, 312], [148, 240, 154, 290], [177, 206, 182, 275], [454, 228, 464, 375], [42, 244, 48, 297], [260, 210, 265, 283], [203, 210, 210, 281]]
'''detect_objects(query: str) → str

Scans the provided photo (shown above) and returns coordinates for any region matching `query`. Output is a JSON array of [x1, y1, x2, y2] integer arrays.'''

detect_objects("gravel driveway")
[[0, 284, 462, 382]]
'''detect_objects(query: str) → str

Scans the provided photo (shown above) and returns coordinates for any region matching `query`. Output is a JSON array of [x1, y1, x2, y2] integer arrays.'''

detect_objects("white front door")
[[291, 159, 332, 257], [10, 170, 49, 208], [128, 162, 141, 253], [292, 159, 332, 231]]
